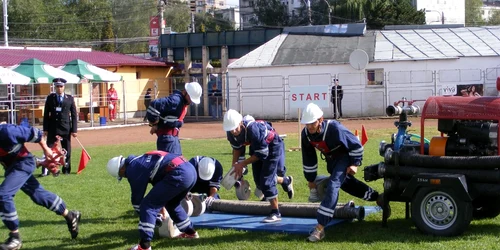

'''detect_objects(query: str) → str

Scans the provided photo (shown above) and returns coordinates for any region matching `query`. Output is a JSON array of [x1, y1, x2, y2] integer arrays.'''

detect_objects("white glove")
[[309, 188, 320, 203]]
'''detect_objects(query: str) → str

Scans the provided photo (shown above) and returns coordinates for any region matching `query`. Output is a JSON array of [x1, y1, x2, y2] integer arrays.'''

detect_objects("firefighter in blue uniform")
[[240, 115, 294, 199], [146, 82, 202, 154], [0, 124, 81, 250], [300, 103, 387, 242], [107, 150, 199, 250], [223, 109, 293, 223], [188, 156, 223, 202]]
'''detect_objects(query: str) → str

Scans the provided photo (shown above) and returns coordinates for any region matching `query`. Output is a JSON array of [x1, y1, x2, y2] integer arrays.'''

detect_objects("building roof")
[[0, 47, 168, 67], [229, 26, 500, 69]]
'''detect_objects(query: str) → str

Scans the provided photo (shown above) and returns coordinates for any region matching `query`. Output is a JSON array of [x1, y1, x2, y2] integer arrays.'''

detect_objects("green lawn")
[[8, 127, 500, 249]]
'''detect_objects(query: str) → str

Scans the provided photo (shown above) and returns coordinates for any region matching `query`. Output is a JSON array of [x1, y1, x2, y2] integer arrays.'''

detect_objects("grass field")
[[7, 127, 500, 249]]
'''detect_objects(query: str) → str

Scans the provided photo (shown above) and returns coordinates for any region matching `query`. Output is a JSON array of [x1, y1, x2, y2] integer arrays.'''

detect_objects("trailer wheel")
[[473, 196, 500, 219], [411, 188, 472, 236]]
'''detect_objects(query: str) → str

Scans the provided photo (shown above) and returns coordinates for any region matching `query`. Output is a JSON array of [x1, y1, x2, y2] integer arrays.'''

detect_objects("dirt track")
[[44, 118, 411, 150]]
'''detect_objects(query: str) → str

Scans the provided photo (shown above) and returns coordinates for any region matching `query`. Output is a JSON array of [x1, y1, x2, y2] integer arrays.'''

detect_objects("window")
[[366, 69, 384, 85], [64, 83, 81, 96]]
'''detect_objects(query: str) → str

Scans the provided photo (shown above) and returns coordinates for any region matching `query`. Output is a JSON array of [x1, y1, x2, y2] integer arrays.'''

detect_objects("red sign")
[[150, 16, 166, 37], [150, 16, 159, 36]]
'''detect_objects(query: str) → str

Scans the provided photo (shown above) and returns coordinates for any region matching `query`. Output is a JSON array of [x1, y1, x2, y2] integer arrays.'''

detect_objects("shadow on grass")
[[150, 218, 500, 247]]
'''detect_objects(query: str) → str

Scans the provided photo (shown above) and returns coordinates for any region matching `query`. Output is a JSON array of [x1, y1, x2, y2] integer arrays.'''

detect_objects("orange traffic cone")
[[354, 129, 360, 141]]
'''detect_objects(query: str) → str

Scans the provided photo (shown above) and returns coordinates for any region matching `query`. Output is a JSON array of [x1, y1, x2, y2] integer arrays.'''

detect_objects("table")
[[79, 106, 109, 122]]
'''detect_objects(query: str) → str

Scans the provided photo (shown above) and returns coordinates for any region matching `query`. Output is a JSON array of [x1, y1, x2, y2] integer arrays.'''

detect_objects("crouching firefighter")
[[299, 103, 388, 242], [107, 150, 199, 250]]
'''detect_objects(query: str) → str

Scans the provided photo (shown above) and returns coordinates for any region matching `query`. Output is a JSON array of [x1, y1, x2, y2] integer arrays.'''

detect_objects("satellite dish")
[[349, 49, 369, 70]]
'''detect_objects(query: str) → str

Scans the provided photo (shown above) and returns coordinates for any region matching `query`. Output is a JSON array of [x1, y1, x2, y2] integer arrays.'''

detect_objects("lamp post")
[[425, 10, 444, 24]]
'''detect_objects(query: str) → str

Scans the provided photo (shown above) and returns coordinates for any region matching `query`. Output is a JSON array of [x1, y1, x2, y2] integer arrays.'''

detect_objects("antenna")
[[349, 49, 369, 70]]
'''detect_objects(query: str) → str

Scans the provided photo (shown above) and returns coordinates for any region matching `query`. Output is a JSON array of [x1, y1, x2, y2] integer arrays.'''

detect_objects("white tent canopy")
[[0, 66, 31, 85]]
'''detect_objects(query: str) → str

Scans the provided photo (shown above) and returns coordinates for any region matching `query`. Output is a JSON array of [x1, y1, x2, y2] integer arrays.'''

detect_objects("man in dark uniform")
[[331, 79, 343, 119], [42, 78, 78, 176]]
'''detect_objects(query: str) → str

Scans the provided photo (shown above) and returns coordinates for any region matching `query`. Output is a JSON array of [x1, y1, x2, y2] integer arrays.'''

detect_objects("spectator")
[[107, 83, 119, 121], [208, 82, 222, 119], [143, 88, 152, 122], [331, 79, 343, 119]]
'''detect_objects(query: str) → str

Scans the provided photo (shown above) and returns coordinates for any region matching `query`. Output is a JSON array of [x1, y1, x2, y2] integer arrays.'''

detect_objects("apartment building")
[[187, 0, 227, 13]]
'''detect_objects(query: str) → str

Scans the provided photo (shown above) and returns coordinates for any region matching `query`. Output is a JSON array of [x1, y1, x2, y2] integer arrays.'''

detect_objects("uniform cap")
[[185, 82, 202, 104], [198, 157, 216, 181], [223, 109, 242, 131], [300, 103, 324, 124], [53, 78, 67, 86]]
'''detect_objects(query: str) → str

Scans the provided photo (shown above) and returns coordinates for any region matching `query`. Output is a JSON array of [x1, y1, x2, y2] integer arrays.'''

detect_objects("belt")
[[157, 127, 180, 137], [321, 147, 348, 161], [265, 130, 276, 144], [165, 156, 187, 172]]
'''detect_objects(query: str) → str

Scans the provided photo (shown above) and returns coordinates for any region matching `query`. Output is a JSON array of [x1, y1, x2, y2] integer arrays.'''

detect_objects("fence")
[[0, 76, 225, 128], [227, 67, 500, 120]]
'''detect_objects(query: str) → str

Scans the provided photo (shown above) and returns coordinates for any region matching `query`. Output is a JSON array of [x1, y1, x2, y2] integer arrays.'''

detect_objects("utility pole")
[[3, 0, 8, 47], [158, 0, 165, 35], [191, 12, 195, 33], [441, 11, 445, 24], [307, 0, 312, 25]]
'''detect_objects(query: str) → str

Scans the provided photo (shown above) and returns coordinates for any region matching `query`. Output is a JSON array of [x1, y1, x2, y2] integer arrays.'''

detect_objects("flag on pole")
[[75, 137, 91, 174], [361, 125, 369, 146], [77, 149, 91, 174]]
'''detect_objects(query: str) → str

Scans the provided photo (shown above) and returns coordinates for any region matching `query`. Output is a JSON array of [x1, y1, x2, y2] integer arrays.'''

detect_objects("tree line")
[[252, 0, 499, 29], [1, 0, 497, 54], [1, 0, 234, 53]]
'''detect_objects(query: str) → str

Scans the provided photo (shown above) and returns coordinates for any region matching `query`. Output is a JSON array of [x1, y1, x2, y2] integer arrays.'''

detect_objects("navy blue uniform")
[[146, 90, 187, 154], [43, 92, 77, 174], [0, 124, 68, 231], [301, 120, 378, 226], [188, 156, 223, 199], [227, 120, 283, 200], [124, 151, 196, 242]]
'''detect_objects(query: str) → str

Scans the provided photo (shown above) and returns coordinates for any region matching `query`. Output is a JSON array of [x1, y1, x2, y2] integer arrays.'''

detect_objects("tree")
[[195, 13, 234, 32], [489, 9, 500, 25], [363, 0, 425, 29], [163, 1, 191, 33], [253, 0, 290, 27], [465, 0, 485, 26]]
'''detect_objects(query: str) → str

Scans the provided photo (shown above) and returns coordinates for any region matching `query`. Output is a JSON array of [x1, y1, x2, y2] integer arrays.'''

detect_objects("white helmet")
[[242, 114, 255, 122], [185, 82, 202, 104], [107, 156, 124, 180], [223, 109, 242, 131], [198, 157, 216, 181], [301, 103, 324, 124]]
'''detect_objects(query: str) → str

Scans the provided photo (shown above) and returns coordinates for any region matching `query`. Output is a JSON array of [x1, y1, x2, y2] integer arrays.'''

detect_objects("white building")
[[413, 0, 466, 25], [187, 0, 227, 13], [216, 7, 241, 30], [481, 3, 500, 21], [226, 25, 500, 119]]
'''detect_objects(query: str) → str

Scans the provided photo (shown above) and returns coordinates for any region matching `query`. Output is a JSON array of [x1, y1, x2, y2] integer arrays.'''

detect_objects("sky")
[[226, 0, 239, 7]]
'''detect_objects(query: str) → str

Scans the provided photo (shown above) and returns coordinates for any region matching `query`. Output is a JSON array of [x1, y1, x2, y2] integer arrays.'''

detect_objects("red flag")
[[77, 149, 91, 174], [361, 125, 368, 146]]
